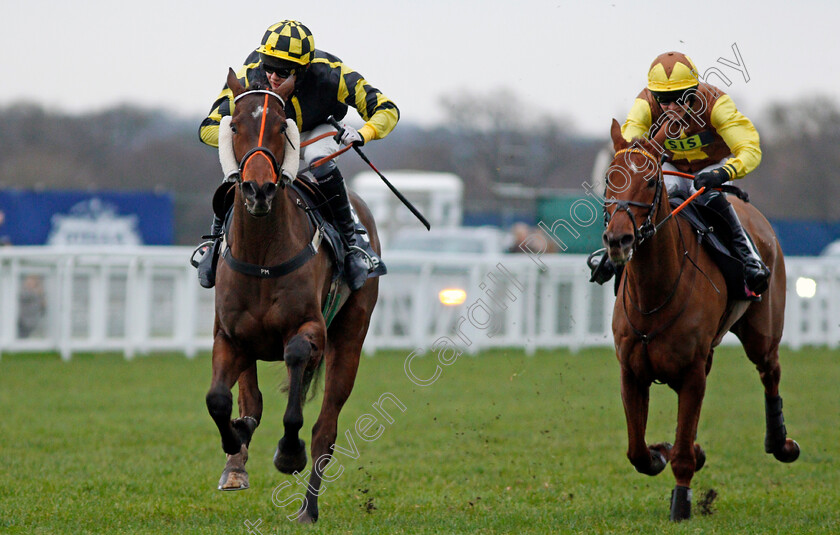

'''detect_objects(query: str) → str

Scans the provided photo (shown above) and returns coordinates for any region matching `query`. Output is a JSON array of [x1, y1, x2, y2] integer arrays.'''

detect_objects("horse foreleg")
[[218, 364, 262, 491], [736, 324, 800, 463], [620, 366, 668, 476], [669, 361, 707, 522], [206, 334, 250, 456], [274, 323, 323, 475]]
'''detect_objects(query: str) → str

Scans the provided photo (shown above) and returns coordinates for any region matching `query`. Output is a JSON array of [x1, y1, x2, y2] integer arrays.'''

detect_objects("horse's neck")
[[624, 201, 684, 309], [230, 191, 307, 263]]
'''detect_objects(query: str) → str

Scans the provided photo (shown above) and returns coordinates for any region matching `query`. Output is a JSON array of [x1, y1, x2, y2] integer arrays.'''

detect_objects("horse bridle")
[[233, 90, 289, 186], [603, 147, 663, 246]]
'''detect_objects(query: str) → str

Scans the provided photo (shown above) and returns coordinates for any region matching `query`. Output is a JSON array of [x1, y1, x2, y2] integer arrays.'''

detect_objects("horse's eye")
[[230, 123, 237, 134]]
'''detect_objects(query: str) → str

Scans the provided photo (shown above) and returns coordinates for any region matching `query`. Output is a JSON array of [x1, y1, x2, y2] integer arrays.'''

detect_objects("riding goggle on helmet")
[[647, 51, 700, 104]]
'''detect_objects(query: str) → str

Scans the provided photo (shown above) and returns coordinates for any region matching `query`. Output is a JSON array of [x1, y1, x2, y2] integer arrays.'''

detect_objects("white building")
[[351, 170, 463, 247]]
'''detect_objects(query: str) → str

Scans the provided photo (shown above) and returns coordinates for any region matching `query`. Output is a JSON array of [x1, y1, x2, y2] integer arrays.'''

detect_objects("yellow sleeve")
[[326, 58, 400, 142], [710, 94, 761, 179], [197, 62, 256, 148], [621, 98, 653, 141]]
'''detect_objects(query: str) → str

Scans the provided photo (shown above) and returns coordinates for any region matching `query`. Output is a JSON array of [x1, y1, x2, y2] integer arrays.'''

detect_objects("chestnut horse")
[[603, 119, 799, 521], [204, 69, 380, 523]]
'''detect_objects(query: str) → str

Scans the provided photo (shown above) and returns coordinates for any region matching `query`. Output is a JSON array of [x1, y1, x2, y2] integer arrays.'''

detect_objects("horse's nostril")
[[241, 181, 257, 198], [607, 233, 634, 250], [263, 182, 278, 200]]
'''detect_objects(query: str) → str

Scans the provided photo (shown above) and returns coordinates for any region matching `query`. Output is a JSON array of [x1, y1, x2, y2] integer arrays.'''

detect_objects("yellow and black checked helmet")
[[647, 52, 699, 93], [257, 20, 315, 67]]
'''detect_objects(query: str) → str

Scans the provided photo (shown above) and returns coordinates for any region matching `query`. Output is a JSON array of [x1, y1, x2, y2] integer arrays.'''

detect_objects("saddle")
[[289, 176, 387, 280], [669, 186, 757, 301]]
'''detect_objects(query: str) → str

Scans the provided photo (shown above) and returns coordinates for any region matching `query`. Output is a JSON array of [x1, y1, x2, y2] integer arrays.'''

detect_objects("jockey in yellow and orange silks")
[[588, 51, 770, 296]]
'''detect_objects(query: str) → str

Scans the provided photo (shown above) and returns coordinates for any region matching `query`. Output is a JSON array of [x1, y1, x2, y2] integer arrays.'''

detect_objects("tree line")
[[0, 94, 836, 245]]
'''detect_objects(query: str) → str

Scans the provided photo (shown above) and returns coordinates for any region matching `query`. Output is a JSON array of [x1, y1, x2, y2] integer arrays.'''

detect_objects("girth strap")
[[221, 226, 322, 278]]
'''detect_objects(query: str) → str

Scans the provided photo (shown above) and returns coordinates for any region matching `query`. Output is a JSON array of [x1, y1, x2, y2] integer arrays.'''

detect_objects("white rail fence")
[[1, 247, 838, 360]]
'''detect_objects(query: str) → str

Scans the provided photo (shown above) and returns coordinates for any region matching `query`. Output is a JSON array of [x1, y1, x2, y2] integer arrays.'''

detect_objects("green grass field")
[[1, 346, 838, 534]]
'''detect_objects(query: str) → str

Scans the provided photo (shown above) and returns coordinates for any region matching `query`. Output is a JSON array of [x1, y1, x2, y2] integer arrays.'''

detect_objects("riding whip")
[[327, 116, 431, 230]]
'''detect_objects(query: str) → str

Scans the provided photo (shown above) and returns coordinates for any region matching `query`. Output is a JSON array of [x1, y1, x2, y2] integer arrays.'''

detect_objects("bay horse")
[[603, 119, 799, 521], [204, 69, 380, 523]]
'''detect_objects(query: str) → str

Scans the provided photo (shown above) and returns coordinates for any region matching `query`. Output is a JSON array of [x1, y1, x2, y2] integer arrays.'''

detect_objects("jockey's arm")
[[710, 94, 762, 180], [327, 58, 400, 143], [198, 62, 258, 148], [621, 97, 653, 141]]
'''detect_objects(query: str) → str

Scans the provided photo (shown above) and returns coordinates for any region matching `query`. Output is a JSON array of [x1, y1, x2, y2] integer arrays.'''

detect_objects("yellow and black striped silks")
[[199, 49, 399, 149]]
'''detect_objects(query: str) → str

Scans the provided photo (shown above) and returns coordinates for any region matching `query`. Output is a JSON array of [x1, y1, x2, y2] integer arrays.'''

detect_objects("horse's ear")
[[610, 119, 628, 152], [226, 68, 245, 98], [275, 74, 296, 101]]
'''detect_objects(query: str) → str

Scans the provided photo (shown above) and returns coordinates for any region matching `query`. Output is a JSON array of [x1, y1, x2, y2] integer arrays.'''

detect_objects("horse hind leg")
[[765, 393, 800, 462], [274, 328, 321, 475], [735, 323, 800, 463]]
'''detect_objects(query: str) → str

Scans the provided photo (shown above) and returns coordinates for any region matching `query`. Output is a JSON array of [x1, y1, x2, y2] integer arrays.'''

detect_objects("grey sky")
[[3, 0, 837, 135]]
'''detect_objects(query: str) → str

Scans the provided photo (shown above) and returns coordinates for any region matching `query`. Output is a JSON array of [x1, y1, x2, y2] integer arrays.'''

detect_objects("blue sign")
[[0, 190, 174, 246]]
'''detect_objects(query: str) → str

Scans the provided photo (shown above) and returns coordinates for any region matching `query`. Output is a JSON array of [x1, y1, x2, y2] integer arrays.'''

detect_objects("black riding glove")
[[693, 168, 729, 191]]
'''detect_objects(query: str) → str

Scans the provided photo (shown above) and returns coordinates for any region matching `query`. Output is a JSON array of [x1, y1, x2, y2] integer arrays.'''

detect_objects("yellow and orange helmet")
[[257, 20, 315, 67], [646, 52, 699, 93]]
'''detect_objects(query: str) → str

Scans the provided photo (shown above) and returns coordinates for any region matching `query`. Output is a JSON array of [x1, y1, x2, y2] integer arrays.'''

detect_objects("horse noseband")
[[238, 146, 285, 188]]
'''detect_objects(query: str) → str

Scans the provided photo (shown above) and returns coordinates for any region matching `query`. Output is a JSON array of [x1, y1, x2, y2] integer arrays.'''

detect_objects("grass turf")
[[0, 346, 837, 534]]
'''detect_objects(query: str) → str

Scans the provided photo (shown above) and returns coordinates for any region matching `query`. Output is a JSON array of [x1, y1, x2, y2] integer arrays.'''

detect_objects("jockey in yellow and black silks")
[[588, 51, 770, 296], [195, 20, 400, 291]]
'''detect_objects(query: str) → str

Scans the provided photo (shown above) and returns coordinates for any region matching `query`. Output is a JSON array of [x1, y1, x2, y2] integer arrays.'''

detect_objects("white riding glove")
[[339, 125, 364, 146]]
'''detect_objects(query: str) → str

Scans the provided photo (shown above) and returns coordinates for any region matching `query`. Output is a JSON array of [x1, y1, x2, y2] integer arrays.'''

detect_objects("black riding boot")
[[318, 169, 370, 291], [707, 194, 771, 294], [194, 215, 224, 289]]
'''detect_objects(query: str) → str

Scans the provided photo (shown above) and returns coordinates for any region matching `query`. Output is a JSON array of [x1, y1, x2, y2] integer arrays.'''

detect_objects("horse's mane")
[[627, 135, 666, 161]]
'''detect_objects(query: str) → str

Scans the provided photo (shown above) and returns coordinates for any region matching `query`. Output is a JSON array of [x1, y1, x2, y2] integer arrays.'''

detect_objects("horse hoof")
[[694, 444, 706, 472], [274, 437, 307, 474], [218, 468, 249, 491], [649, 443, 672, 475], [772, 439, 800, 463], [669, 485, 692, 522], [218, 444, 250, 490]]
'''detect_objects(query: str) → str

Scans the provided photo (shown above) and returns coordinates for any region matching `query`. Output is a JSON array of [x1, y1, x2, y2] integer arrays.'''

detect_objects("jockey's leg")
[[704, 191, 771, 294], [195, 214, 224, 289], [300, 124, 370, 291], [316, 167, 370, 291]]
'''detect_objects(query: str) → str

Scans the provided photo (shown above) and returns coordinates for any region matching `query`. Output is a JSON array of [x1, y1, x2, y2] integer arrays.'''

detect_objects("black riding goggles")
[[263, 64, 297, 78], [652, 89, 692, 105]]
